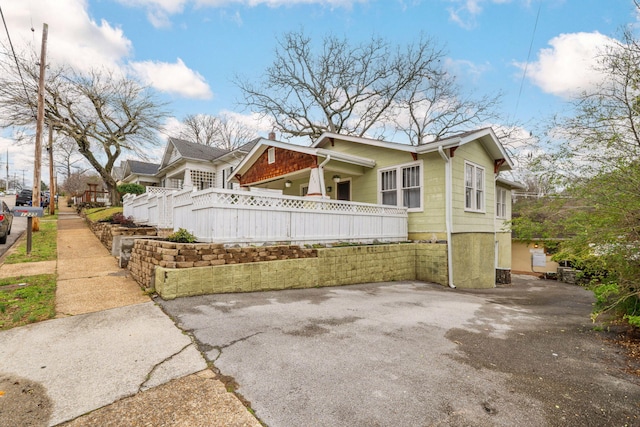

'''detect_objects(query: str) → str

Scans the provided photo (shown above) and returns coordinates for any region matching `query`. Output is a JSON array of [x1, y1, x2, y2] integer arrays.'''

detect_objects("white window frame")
[[267, 147, 275, 164], [465, 161, 485, 213], [496, 187, 507, 218], [222, 166, 235, 190], [378, 160, 423, 212]]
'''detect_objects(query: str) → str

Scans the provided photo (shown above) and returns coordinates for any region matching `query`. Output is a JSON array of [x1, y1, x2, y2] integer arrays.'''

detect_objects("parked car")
[[0, 200, 13, 244], [15, 190, 49, 207]]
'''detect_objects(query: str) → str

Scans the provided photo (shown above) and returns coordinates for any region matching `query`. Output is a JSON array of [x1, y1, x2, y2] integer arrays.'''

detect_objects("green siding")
[[451, 143, 495, 233], [451, 232, 496, 288], [496, 232, 512, 269]]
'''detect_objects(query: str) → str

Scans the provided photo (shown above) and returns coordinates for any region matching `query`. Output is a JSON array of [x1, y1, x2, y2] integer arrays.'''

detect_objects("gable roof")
[[169, 137, 230, 161], [415, 128, 514, 170], [231, 138, 376, 182], [127, 160, 160, 176], [314, 128, 515, 171], [158, 137, 232, 173]]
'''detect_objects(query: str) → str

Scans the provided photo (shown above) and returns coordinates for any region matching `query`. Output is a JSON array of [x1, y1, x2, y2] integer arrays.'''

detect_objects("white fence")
[[123, 187, 408, 245]]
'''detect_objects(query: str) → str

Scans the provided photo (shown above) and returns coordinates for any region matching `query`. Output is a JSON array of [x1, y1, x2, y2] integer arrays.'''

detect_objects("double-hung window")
[[465, 161, 485, 212], [379, 161, 422, 211], [496, 187, 507, 218], [222, 166, 235, 189]]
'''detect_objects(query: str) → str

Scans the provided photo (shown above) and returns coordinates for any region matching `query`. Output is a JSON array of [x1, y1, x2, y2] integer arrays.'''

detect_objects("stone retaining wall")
[[87, 220, 158, 252], [145, 242, 448, 299]]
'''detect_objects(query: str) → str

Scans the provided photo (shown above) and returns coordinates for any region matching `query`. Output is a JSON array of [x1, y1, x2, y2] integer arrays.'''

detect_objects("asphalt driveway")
[[158, 275, 640, 427]]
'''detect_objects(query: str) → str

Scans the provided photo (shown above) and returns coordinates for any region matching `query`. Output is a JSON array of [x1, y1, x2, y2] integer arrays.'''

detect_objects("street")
[[0, 195, 27, 257], [159, 276, 640, 427]]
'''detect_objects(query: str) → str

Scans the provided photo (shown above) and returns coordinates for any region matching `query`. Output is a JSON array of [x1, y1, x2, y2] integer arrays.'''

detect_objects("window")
[[301, 185, 309, 196], [465, 161, 485, 212], [267, 147, 275, 164], [222, 167, 234, 189], [381, 169, 397, 206], [379, 161, 422, 211], [496, 187, 507, 218]]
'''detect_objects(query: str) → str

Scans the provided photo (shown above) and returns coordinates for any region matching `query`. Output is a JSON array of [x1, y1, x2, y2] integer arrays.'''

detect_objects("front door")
[[337, 181, 351, 201]]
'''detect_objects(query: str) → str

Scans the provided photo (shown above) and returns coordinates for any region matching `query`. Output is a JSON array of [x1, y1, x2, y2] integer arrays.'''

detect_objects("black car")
[[0, 200, 13, 244], [15, 189, 49, 207]]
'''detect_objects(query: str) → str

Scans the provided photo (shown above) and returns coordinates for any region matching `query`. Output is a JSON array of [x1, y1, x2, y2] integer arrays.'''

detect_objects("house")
[[115, 160, 161, 187], [231, 128, 520, 289], [154, 137, 258, 190]]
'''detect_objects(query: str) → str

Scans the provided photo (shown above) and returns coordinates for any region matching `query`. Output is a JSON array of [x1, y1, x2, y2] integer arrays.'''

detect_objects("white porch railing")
[[123, 187, 408, 245]]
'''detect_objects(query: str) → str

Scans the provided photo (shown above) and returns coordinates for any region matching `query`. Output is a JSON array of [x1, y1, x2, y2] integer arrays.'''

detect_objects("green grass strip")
[[5, 218, 58, 264], [0, 274, 56, 330]]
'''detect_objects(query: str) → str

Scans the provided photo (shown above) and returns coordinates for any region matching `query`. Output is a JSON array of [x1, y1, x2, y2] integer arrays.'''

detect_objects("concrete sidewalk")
[[0, 204, 260, 427]]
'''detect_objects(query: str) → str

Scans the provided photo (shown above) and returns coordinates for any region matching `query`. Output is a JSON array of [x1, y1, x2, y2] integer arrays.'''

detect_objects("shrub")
[[165, 228, 197, 243], [111, 212, 136, 227], [117, 183, 145, 195]]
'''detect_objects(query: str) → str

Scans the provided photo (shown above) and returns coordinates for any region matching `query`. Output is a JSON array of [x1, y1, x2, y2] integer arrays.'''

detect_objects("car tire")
[[0, 234, 6, 244]]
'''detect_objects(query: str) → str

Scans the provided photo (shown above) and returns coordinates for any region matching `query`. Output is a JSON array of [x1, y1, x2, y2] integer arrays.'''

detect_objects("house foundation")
[[132, 242, 448, 300]]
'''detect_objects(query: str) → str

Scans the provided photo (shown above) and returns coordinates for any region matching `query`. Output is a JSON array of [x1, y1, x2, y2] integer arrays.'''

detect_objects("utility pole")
[[32, 22, 47, 231], [5, 149, 8, 193], [48, 124, 55, 214]]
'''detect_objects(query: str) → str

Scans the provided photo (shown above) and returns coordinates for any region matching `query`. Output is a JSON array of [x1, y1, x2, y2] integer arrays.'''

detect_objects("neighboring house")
[[231, 128, 520, 289], [512, 241, 560, 275], [155, 137, 259, 190], [116, 160, 161, 187]]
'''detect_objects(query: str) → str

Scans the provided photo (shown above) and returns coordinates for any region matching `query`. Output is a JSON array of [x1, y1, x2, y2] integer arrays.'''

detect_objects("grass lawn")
[[4, 217, 58, 264], [85, 206, 123, 222], [0, 216, 58, 330], [0, 274, 57, 330]]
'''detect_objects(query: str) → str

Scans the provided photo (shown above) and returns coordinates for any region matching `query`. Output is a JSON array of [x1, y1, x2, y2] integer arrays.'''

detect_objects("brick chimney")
[[268, 131, 276, 140]]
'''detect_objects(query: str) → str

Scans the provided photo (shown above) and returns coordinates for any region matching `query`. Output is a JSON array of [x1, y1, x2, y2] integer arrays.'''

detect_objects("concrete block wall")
[[415, 243, 449, 286], [129, 240, 318, 291], [151, 242, 448, 300]]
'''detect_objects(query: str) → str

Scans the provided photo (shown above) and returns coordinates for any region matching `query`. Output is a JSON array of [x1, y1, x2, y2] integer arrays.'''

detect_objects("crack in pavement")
[[137, 343, 192, 392], [211, 332, 263, 363]]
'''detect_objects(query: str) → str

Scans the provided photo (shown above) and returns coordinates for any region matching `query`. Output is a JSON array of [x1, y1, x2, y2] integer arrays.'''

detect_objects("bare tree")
[[62, 171, 103, 199], [392, 69, 502, 144], [0, 49, 167, 205], [235, 30, 450, 142], [52, 133, 89, 181], [178, 113, 257, 150]]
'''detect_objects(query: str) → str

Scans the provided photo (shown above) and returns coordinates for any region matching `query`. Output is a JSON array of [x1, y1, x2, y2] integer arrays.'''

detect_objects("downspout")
[[318, 155, 331, 198], [494, 173, 499, 271], [438, 146, 456, 289]]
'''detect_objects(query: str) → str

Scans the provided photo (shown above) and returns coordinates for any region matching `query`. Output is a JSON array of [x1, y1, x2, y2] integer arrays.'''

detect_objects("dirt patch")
[[607, 325, 640, 377], [0, 374, 52, 427]]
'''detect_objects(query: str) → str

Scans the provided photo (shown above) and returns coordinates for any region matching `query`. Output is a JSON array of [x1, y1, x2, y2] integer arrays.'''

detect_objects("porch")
[[123, 187, 408, 245]]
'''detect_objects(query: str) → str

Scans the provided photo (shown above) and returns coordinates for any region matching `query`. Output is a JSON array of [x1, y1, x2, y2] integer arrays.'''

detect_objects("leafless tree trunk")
[[0, 49, 167, 206]]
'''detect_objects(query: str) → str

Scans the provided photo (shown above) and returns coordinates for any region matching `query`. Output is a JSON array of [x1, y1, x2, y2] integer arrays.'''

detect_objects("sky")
[[0, 0, 636, 188]]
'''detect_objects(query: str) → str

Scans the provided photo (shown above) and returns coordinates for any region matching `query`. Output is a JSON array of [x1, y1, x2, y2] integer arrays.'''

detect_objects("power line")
[[513, 0, 543, 124], [0, 4, 37, 119]]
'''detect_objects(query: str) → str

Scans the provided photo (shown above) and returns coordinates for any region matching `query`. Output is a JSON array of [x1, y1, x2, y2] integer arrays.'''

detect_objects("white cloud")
[[219, 109, 273, 134], [0, 1, 213, 100], [129, 58, 213, 99], [444, 58, 491, 83], [520, 32, 617, 99], [112, 0, 367, 27], [0, 0, 132, 72], [446, 0, 512, 29]]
